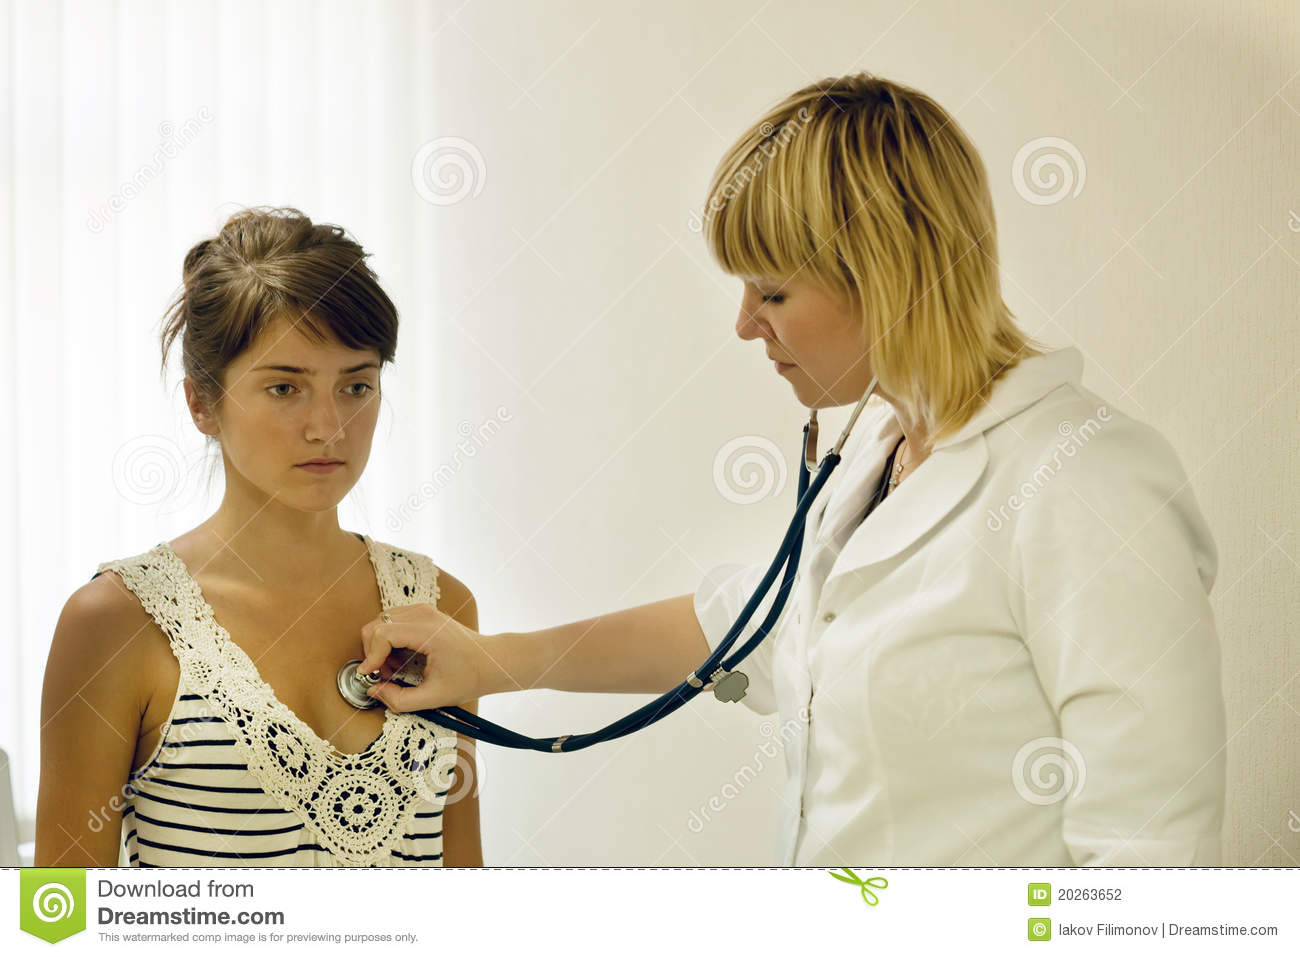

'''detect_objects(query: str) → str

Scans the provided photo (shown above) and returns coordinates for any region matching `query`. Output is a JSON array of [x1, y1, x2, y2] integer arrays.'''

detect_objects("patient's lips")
[[296, 457, 344, 475]]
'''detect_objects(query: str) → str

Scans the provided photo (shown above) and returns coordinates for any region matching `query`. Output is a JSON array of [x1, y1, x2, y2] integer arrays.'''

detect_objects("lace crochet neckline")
[[154, 535, 399, 760], [116, 533, 455, 866]]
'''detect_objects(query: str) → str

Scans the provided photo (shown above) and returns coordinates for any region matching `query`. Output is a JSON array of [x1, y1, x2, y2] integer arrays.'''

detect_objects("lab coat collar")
[[930, 345, 1085, 452], [820, 346, 1085, 583]]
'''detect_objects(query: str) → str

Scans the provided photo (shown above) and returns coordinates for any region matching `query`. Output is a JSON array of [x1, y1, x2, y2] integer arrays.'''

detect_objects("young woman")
[[36, 207, 483, 867], [356, 72, 1226, 866]]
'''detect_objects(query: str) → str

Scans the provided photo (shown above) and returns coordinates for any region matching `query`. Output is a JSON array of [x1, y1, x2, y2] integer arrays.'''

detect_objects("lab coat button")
[[822, 612, 836, 623]]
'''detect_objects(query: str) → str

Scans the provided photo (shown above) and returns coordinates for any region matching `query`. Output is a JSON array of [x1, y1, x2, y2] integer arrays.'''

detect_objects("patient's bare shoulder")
[[433, 568, 478, 630], [53, 571, 160, 692]]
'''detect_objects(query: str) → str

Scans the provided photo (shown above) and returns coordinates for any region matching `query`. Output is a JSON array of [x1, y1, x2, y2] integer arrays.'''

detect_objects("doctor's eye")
[[761, 294, 785, 305]]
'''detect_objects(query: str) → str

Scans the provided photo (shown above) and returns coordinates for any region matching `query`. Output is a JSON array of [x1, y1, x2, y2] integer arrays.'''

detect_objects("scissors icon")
[[827, 867, 889, 906]]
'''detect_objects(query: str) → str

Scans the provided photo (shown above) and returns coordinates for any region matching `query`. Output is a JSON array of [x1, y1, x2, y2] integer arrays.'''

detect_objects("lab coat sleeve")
[[692, 562, 791, 716], [1009, 422, 1226, 866]]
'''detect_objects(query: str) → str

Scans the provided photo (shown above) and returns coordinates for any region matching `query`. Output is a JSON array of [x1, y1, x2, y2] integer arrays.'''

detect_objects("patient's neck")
[[184, 472, 364, 591]]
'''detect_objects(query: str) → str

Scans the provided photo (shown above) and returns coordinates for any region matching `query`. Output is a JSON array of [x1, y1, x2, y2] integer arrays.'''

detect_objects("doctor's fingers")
[[364, 672, 458, 713], [358, 619, 436, 676]]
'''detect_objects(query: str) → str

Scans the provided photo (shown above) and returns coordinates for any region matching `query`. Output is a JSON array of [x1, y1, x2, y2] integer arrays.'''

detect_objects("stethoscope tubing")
[[405, 431, 833, 752], [399, 378, 879, 752]]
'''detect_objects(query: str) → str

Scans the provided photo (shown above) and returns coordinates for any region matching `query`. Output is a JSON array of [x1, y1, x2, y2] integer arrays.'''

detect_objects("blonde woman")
[[37, 208, 482, 867], [355, 72, 1225, 866]]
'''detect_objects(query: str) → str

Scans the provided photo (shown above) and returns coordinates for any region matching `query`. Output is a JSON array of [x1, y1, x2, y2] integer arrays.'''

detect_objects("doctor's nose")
[[734, 288, 768, 342]]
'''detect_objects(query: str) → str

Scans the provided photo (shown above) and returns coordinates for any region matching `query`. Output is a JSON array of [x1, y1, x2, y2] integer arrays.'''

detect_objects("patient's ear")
[[183, 376, 221, 438]]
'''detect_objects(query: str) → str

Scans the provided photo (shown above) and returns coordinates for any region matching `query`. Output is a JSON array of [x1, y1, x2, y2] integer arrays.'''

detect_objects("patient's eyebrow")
[[251, 361, 380, 375]]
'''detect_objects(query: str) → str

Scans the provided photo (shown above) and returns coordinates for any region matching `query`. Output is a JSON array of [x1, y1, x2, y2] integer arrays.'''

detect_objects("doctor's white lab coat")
[[693, 346, 1226, 866]]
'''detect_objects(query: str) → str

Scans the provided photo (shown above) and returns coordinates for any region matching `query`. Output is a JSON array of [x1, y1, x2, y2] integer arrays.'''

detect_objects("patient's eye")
[[267, 384, 295, 398]]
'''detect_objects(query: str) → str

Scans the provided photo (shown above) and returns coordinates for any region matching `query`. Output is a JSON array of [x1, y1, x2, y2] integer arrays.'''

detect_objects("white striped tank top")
[[93, 533, 461, 867]]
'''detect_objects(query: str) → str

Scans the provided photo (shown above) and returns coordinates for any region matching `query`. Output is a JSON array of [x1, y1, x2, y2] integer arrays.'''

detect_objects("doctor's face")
[[734, 273, 873, 409]]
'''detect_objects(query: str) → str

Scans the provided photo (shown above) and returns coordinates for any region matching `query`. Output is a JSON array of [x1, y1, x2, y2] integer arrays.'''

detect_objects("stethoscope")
[[336, 376, 881, 752]]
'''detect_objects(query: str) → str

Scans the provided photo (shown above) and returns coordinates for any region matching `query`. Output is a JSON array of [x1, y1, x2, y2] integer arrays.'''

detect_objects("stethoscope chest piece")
[[337, 659, 385, 710]]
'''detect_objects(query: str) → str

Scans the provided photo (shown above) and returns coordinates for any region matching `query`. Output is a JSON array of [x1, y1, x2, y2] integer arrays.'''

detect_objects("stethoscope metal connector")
[[685, 667, 750, 702], [337, 659, 385, 710]]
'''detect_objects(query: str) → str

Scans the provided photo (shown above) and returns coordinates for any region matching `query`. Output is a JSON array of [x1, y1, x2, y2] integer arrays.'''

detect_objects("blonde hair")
[[703, 72, 1043, 443]]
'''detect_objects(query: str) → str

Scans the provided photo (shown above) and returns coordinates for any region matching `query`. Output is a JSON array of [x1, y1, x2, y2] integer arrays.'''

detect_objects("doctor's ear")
[[183, 376, 222, 438]]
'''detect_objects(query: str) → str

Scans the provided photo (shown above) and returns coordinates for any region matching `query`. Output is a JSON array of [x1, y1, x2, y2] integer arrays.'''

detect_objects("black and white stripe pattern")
[[97, 534, 458, 867], [121, 694, 448, 866]]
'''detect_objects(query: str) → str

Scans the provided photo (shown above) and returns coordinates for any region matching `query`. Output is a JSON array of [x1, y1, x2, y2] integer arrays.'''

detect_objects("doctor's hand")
[[357, 604, 502, 712]]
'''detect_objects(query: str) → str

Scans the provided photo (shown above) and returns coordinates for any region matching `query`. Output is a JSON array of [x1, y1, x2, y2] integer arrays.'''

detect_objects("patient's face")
[[734, 273, 873, 409], [199, 315, 382, 512]]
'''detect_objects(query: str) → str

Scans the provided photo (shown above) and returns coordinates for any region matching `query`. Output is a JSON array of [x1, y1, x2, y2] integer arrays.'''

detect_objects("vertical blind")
[[0, 0, 442, 836]]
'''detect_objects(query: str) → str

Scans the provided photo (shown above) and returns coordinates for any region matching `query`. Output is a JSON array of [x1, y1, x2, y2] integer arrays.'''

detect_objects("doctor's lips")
[[296, 457, 345, 474]]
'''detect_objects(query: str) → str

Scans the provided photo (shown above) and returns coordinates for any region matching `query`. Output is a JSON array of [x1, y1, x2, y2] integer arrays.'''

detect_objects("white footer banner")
[[6, 867, 1296, 954]]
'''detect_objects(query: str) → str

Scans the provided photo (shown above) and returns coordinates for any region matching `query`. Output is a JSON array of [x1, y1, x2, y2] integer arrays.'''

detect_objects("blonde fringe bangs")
[[702, 73, 1043, 443]]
